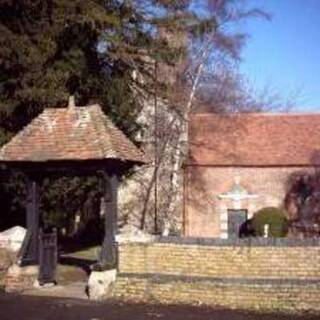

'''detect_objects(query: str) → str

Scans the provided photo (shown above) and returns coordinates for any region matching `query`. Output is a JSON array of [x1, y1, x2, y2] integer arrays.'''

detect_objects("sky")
[[239, 0, 320, 111]]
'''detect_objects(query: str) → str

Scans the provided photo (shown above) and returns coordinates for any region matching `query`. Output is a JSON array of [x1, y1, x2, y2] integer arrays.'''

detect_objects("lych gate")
[[0, 97, 146, 284]]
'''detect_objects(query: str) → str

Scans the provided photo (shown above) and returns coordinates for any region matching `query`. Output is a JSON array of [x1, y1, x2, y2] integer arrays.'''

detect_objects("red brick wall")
[[183, 166, 316, 237]]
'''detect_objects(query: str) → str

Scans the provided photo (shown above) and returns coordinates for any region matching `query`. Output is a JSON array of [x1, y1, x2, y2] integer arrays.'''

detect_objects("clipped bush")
[[252, 207, 288, 238]]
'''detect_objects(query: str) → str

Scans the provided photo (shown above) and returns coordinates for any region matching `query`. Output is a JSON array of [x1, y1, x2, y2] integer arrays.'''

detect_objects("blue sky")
[[239, 0, 320, 111]]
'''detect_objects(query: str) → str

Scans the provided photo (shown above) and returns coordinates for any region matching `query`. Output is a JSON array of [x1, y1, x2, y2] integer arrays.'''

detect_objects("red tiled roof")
[[0, 104, 147, 164], [188, 113, 320, 166]]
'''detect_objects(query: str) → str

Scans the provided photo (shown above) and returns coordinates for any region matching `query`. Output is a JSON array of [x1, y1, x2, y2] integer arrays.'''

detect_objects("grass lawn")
[[65, 246, 100, 260]]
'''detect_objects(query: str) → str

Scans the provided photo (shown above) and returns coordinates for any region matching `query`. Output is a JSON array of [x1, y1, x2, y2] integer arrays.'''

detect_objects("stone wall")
[[113, 237, 320, 312], [184, 166, 315, 237], [0, 248, 38, 293], [0, 249, 14, 289], [4, 264, 39, 293]]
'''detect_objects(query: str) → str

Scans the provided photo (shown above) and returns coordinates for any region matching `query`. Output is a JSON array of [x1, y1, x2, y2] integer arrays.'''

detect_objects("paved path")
[[0, 293, 319, 320], [23, 281, 88, 300]]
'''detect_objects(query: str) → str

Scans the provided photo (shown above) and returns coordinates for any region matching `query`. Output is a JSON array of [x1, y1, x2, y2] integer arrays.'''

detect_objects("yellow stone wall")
[[113, 239, 320, 312], [0, 249, 14, 288]]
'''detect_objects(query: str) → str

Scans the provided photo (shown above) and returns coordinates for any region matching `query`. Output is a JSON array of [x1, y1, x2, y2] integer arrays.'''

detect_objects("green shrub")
[[252, 207, 288, 238]]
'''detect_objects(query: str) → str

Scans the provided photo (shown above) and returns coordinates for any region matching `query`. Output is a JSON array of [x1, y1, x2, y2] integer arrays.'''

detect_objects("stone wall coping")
[[116, 233, 157, 243], [118, 236, 320, 247]]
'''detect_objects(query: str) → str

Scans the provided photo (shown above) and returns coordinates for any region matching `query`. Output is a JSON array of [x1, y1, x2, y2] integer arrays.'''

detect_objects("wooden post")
[[38, 228, 58, 285], [18, 176, 41, 266], [99, 172, 119, 270]]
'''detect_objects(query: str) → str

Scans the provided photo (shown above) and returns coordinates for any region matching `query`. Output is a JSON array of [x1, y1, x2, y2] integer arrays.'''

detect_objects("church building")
[[183, 113, 320, 238]]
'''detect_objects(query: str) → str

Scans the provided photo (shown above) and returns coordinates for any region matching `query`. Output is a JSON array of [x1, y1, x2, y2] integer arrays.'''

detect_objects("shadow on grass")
[[56, 235, 101, 281]]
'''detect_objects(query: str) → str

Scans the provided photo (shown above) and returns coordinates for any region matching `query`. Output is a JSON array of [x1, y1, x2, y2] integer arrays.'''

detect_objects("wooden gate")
[[38, 228, 58, 285]]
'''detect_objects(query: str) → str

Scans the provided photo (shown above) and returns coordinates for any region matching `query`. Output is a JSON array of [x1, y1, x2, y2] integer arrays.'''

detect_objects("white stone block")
[[116, 225, 156, 243], [87, 269, 117, 300], [220, 222, 228, 230], [220, 232, 228, 239], [0, 226, 26, 252]]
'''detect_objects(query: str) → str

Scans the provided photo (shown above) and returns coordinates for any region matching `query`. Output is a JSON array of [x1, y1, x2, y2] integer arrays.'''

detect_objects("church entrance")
[[227, 209, 247, 238]]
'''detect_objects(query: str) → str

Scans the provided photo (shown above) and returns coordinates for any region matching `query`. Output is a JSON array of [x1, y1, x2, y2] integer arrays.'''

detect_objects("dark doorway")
[[227, 209, 248, 238]]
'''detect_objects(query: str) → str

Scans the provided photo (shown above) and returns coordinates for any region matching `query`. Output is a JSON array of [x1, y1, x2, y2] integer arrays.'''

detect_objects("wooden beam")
[[0, 159, 135, 176], [18, 176, 41, 266], [98, 173, 119, 270]]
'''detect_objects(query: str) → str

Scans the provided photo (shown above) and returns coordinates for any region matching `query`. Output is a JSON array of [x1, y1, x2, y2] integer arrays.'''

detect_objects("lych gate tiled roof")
[[0, 103, 146, 164], [188, 113, 320, 166]]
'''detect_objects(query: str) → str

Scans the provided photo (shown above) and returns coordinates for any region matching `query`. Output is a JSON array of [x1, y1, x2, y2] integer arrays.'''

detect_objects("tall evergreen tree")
[[0, 0, 190, 137]]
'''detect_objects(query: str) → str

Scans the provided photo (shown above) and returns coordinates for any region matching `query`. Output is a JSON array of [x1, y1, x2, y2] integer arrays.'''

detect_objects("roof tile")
[[0, 104, 147, 164], [188, 113, 320, 166]]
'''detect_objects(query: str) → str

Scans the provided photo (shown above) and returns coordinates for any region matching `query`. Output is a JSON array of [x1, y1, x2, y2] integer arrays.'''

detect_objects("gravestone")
[[0, 226, 26, 252]]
